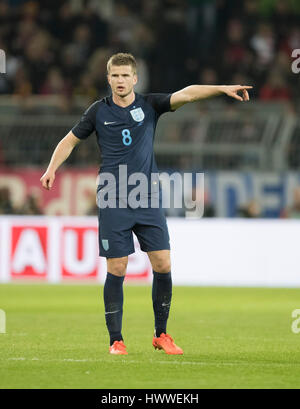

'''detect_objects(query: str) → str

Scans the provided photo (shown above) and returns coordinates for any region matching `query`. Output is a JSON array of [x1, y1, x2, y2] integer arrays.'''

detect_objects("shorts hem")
[[140, 246, 171, 253], [99, 249, 135, 259]]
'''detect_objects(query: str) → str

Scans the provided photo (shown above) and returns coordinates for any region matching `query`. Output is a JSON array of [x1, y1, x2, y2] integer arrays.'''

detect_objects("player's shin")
[[103, 272, 124, 345], [152, 271, 172, 337]]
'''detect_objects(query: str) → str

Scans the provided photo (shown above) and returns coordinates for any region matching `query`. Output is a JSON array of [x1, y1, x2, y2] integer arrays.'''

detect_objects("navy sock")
[[103, 272, 125, 346], [152, 271, 172, 338]]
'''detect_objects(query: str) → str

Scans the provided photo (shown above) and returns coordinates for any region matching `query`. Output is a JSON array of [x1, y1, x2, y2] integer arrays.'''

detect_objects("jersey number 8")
[[122, 129, 132, 146]]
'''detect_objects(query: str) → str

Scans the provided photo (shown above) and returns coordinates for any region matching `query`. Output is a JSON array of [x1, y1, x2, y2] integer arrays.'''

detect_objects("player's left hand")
[[222, 85, 253, 102]]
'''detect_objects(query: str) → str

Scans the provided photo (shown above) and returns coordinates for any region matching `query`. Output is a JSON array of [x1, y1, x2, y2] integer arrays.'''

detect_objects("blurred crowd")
[[0, 187, 43, 214], [2, 183, 300, 219], [0, 0, 300, 110], [1, 0, 300, 217]]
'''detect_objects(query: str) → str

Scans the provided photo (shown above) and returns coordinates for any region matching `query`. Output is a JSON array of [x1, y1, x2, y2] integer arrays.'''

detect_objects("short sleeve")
[[72, 101, 99, 140], [143, 93, 173, 117]]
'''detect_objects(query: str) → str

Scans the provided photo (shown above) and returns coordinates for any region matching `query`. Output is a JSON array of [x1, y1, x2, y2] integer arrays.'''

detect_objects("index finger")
[[238, 85, 253, 89]]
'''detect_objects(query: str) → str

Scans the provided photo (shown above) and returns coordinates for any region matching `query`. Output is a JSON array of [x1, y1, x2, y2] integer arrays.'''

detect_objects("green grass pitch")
[[0, 283, 300, 389]]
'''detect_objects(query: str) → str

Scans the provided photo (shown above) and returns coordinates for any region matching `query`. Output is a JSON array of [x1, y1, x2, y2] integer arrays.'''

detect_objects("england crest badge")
[[102, 239, 109, 251], [130, 107, 145, 122]]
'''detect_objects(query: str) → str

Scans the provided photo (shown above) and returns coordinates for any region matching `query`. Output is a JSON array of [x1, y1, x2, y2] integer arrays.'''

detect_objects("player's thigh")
[[98, 204, 135, 258], [147, 250, 171, 274], [107, 256, 128, 277], [133, 206, 170, 254]]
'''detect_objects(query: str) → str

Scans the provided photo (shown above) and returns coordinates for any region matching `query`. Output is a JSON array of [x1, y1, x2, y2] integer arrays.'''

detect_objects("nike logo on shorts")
[[104, 121, 117, 125]]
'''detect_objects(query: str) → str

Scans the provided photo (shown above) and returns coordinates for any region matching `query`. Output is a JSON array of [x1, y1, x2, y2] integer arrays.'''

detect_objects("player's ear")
[[133, 74, 138, 85]]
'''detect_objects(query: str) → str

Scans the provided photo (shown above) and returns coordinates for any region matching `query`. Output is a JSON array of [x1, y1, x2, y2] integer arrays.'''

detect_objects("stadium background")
[[1, 0, 300, 391], [1, 0, 300, 217], [1, 0, 300, 285]]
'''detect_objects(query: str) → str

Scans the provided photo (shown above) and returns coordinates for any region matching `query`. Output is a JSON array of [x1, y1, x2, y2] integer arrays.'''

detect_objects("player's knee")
[[153, 258, 171, 274], [109, 264, 127, 276], [107, 257, 128, 277]]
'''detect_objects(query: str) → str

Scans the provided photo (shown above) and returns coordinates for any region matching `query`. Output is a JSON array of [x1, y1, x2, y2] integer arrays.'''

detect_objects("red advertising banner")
[[10, 225, 48, 279], [0, 217, 152, 283], [3, 216, 300, 287], [61, 226, 99, 280], [0, 167, 99, 216]]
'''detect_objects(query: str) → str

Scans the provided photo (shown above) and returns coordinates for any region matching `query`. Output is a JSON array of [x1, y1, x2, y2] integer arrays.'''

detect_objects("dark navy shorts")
[[97, 197, 170, 258]]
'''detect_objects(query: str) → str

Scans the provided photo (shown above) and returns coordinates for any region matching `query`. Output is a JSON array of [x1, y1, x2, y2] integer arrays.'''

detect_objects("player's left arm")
[[170, 85, 253, 110]]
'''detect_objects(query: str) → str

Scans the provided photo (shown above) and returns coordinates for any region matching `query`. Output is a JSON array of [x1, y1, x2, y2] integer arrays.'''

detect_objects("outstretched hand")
[[222, 85, 253, 102]]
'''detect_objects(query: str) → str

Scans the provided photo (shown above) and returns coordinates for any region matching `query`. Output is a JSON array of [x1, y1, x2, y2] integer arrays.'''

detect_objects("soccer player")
[[40, 53, 252, 355]]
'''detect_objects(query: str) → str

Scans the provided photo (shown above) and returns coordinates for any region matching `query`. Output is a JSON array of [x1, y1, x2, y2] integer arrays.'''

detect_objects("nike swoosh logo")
[[104, 121, 117, 125], [105, 310, 120, 315], [162, 302, 171, 307]]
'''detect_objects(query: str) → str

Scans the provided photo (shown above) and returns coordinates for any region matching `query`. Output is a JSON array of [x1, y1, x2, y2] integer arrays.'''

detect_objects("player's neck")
[[112, 91, 135, 108]]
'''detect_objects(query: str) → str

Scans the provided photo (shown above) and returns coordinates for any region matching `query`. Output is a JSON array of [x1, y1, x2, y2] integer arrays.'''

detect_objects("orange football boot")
[[152, 333, 183, 355], [109, 340, 128, 355]]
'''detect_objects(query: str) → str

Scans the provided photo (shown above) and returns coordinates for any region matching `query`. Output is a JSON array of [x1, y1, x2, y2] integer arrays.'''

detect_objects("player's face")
[[107, 65, 137, 97]]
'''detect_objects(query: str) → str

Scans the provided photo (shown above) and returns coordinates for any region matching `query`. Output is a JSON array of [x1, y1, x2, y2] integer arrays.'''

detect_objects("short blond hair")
[[107, 53, 137, 74]]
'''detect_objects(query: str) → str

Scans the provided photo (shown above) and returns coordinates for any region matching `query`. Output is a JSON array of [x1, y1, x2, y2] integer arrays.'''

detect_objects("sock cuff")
[[106, 272, 125, 282], [153, 270, 171, 280]]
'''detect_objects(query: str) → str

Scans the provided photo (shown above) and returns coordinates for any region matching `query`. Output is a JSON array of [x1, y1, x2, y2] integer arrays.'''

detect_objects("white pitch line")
[[1, 357, 300, 368], [5, 358, 26, 361]]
